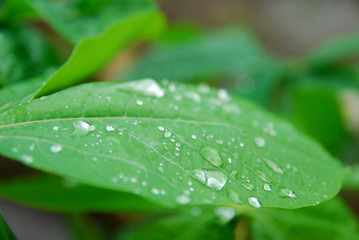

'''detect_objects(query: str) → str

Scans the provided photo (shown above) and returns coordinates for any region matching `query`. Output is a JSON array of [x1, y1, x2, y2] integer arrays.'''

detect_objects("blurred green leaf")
[[33, 9, 165, 97], [309, 32, 359, 70], [292, 80, 350, 152], [343, 165, 359, 190], [0, 213, 17, 240], [0, 28, 59, 87], [249, 198, 359, 240], [0, 175, 162, 212], [0, 80, 344, 208], [121, 30, 283, 106], [67, 214, 102, 240], [27, 0, 158, 45], [119, 206, 235, 240]]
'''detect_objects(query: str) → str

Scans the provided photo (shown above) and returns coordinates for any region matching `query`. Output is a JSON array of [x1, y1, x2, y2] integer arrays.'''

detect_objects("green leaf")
[[33, 9, 165, 97], [0, 80, 344, 208], [120, 30, 283, 106], [343, 165, 359, 190], [119, 206, 235, 240], [27, 0, 158, 44], [0, 28, 59, 87], [0, 175, 161, 212], [248, 198, 359, 240], [309, 32, 359, 70], [67, 214, 102, 240], [291, 80, 351, 152], [0, 213, 17, 240]]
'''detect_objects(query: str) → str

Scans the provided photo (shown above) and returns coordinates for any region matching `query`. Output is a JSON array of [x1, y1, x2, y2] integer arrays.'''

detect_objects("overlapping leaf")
[[0, 79, 344, 208], [0, 175, 161, 212]]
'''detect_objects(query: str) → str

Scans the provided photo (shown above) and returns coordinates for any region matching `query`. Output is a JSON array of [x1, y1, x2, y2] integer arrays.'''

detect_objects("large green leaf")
[[0, 80, 344, 208], [248, 198, 359, 240], [0, 27, 59, 87], [0, 214, 17, 240], [120, 30, 283, 106], [0, 175, 161, 212]]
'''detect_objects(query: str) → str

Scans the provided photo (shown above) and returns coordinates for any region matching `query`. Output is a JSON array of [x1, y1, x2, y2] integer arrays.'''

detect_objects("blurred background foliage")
[[0, 0, 359, 239]]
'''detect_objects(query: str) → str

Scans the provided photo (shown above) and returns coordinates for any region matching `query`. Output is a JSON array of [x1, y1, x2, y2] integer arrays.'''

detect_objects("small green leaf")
[[0, 175, 161, 212], [0, 213, 17, 240], [33, 10, 165, 97], [0, 80, 344, 208], [309, 32, 359, 69], [248, 198, 359, 240], [119, 206, 235, 240]]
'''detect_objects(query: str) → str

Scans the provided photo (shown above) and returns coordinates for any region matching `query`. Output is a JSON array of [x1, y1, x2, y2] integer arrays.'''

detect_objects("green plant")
[[0, 1, 359, 239]]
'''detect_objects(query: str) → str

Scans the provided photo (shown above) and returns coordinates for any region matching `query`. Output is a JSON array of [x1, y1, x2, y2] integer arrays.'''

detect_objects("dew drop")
[[21, 154, 34, 164], [151, 188, 160, 195], [194, 169, 227, 190], [215, 207, 235, 223], [50, 144, 63, 153], [264, 183, 272, 191], [52, 126, 59, 131], [106, 125, 115, 132], [158, 126, 164, 131], [72, 121, 95, 135], [255, 170, 271, 183], [263, 158, 283, 174], [254, 137, 266, 148], [164, 131, 172, 138], [118, 79, 165, 98], [243, 183, 254, 191], [279, 188, 297, 198], [248, 197, 261, 208], [218, 89, 231, 102], [191, 134, 197, 139], [29, 144, 35, 151], [200, 146, 223, 167], [176, 194, 190, 204], [136, 100, 143, 105]]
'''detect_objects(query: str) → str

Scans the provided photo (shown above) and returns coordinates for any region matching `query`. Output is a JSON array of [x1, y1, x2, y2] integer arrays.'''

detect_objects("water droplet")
[[263, 158, 283, 174], [157, 126, 164, 131], [198, 85, 210, 94], [50, 144, 63, 153], [151, 188, 160, 195], [200, 146, 223, 167], [194, 169, 227, 190], [243, 183, 254, 190], [52, 126, 59, 131], [106, 125, 115, 132], [228, 158, 232, 164], [248, 197, 261, 208], [191, 134, 197, 139], [254, 137, 266, 148], [72, 121, 95, 135], [176, 194, 190, 204], [118, 79, 165, 98], [264, 183, 272, 191], [279, 188, 297, 198], [215, 139, 224, 145], [164, 131, 172, 138], [218, 89, 231, 102], [215, 207, 235, 223], [184, 91, 201, 102], [21, 154, 34, 164], [29, 144, 35, 151], [255, 170, 271, 183], [136, 100, 143, 105]]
